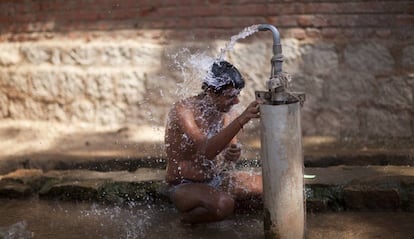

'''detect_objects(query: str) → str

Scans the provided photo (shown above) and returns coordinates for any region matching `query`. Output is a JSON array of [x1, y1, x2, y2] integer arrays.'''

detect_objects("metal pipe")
[[258, 24, 283, 77], [260, 102, 305, 239]]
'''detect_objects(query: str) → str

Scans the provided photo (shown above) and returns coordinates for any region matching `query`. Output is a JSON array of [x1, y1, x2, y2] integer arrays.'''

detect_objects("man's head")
[[202, 61, 245, 94], [202, 61, 245, 112]]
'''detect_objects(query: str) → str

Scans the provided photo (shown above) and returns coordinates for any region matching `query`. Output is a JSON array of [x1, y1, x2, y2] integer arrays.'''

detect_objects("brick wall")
[[1, 0, 413, 41], [0, 0, 413, 139]]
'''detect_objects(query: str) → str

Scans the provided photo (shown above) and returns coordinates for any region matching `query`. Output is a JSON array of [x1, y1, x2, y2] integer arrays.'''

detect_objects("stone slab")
[[0, 165, 413, 212]]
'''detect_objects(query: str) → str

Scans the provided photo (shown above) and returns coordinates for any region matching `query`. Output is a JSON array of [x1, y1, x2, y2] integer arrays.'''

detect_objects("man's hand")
[[237, 100, 262, 126], [224, 143, 241, 162]]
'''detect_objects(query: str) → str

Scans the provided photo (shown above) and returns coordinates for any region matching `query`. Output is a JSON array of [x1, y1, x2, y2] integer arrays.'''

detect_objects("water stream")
[[170, 24, 260, 99], [217, 24, 260, 61]]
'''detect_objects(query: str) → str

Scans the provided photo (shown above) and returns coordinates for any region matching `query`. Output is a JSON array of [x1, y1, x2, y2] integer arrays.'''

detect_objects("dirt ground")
[[0, 119, 164, 158], [0, 119, 167, 173]]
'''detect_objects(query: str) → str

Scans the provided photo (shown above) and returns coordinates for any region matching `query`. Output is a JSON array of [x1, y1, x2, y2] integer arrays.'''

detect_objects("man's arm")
[[175, 100, 261, 161], [203, 100, 261, 160]]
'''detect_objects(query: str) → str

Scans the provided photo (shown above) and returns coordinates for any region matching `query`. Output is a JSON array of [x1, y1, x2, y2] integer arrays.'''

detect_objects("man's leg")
[[222, 171, 263, 197], [170, 183, 234, 224]]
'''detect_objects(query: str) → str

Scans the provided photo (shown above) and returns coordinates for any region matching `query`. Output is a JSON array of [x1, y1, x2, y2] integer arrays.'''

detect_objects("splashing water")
[[142, 25, 261, 137], [169, 49, 216, 99], [0, 221, 33, 239], [0, 199, 263, 239], [164, 25, 266, 191], [200, 25, 260, 98], [170, 24, 260, 99]]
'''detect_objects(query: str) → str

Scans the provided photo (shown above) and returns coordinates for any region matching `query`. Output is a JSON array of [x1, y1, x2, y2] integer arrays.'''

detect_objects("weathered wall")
[[0, 0, 413, 139]]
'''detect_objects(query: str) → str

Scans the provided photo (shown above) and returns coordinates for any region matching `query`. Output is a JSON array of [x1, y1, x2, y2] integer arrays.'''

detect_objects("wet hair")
[[202, 61, 245, 93]]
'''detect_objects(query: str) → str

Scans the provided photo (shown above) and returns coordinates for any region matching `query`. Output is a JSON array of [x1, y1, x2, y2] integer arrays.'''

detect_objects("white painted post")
[[260, 102, 305, 239]]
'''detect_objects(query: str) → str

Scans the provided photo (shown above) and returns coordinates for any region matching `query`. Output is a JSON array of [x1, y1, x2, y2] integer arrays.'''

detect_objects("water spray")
[[255, 24, 306, 239]]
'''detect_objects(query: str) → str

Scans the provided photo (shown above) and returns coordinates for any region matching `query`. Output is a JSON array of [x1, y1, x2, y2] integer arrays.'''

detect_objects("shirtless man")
[[165, 60, 261, 224]]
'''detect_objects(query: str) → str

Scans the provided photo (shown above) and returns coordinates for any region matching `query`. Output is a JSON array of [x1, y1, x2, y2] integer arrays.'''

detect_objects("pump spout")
[[255, 24, 305, 105], [258, 24, 282, 56], [258, 24, 283, 77]]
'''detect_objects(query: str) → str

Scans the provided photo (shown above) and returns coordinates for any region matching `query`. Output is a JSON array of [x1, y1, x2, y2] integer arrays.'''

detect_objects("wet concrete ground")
[[0, 120, 414, 238], [1, 165, 414, 213], [0, 198, 413, 239]]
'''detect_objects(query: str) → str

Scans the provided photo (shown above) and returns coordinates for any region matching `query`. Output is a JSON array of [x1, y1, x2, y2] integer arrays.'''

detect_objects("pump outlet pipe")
[[256, 24, 305, 239], [257, 24, 283, 77]]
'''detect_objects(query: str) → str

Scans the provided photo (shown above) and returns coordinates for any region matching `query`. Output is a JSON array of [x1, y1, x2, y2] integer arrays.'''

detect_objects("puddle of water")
[[1, 198, 414, 239], [0, 198, 263, 239]]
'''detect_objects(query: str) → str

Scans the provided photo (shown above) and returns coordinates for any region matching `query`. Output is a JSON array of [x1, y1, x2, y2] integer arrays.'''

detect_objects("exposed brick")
[[187, 16, 266, 29], [0, 15, 13, 24], [396, 15, 414, 26], [9, 13, 37, 23], [109, 0, 139, 9], [69, 1, 102, 11], [0, 0, 411, 36], [16, 1, 37, 14], [298, 2, 411, 14], [376, 29, 392, 38], [267, 15, 298, 27], [266, 3, 296, 15], [290, 28, 306, 40], [163, 0, 207, 6], [321, 28, 340, 39], [298, 2, 337, 14], [0, 2, 15, 14], [106, 9, 140, 20], [156, 5, 223, 18], [63, 10, 106, 22], [305, 28, 321, 38], [297, 15, 328, 28], [343, 28, 375, 39], [38, 1, 66, 11], [409, 2, 414, 14], [296, 15, 312, 27], [221, 4, 268, 16], [139, 6, 159, 17]]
